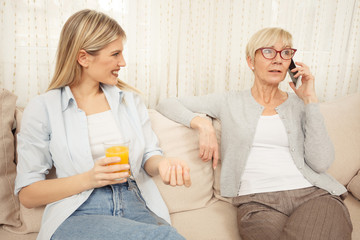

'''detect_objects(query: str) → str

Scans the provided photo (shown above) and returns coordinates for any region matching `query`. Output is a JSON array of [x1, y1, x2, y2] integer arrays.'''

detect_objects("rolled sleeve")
[[132, 95, 163, 168]]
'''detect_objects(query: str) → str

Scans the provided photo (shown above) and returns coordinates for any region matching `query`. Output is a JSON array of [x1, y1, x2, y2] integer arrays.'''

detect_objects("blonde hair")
[[47, 9, 138, 93], [246, 27, 293, 62]]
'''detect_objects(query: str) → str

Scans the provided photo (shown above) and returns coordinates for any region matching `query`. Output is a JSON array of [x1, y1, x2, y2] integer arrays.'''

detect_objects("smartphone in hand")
[[287, 59, 299, 85]]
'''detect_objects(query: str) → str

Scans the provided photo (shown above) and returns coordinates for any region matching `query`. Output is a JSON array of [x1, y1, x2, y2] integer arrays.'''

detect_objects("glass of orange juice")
[[103, 141, 131, 177]]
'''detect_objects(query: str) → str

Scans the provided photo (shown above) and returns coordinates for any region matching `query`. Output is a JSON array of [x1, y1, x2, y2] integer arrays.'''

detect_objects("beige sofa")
[[1, 88, 360, 240]]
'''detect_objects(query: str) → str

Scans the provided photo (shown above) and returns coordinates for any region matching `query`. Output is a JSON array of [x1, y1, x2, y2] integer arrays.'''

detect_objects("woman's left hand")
[[158, 158, 191, 187], [289, 62, 318, 104]]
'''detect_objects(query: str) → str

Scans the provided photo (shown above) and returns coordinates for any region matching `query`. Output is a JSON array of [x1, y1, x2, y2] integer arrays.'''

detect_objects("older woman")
[[156, 27, 352, 240]]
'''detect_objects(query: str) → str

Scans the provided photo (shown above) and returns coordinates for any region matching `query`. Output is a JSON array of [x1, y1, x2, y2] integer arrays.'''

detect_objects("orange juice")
[[105, 145, 130, 175]]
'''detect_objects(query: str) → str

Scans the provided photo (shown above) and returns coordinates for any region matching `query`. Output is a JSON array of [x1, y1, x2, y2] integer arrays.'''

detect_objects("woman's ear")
[[77, 50, 89, 67], [246, 56, 255, 70]]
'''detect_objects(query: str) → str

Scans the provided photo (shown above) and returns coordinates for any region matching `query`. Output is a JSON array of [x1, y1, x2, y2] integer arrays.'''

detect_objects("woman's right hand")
[[85, 157, 130, 189], [19, 157, 130, 209], [190, 116, 219, 169]]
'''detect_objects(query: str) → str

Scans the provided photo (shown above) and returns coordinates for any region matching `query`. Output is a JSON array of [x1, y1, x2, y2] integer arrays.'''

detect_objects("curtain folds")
[[1, 0, 359, 108]]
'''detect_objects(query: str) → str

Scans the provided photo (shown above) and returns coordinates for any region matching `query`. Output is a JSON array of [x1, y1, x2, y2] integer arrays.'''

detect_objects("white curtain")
[[1, 0, 360, 108]]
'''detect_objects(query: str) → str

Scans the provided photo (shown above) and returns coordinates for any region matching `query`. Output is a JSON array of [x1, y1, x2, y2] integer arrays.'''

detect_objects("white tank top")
[[86, 110, 123, 161], [238, 114, 312, 196]]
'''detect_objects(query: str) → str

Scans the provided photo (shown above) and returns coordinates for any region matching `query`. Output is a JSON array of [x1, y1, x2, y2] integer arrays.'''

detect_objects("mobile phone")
[[287, 59, 299, 85]]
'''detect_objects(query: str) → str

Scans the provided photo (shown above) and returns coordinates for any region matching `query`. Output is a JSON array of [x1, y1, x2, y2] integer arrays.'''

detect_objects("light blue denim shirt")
[[15, 84, 170, 240]]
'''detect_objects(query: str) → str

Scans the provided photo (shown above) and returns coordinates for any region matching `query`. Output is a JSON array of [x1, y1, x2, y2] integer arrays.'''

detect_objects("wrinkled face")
[[248, 41, 292, 86], [86, 37, 126, 86]]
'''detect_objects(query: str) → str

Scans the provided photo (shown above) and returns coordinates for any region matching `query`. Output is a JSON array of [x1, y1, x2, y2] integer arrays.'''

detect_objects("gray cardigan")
[[156, 89, 346, 197]]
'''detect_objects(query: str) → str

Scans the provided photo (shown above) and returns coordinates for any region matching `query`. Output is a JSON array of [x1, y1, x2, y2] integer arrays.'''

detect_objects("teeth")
[[112, 71, 118, 74]]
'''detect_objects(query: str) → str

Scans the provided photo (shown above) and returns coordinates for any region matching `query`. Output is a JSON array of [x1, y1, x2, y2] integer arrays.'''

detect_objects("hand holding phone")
[[287, 59, 299, 85]]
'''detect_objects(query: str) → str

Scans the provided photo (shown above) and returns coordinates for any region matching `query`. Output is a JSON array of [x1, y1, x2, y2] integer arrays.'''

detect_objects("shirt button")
[[291, 148, 295, 152], [331, 190, 336, 194]]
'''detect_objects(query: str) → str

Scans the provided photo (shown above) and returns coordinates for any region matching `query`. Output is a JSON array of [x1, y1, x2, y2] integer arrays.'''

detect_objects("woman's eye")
[[113, 53, 119, 56], [263, 49, 273, 54], [283, 50, 291, 55]]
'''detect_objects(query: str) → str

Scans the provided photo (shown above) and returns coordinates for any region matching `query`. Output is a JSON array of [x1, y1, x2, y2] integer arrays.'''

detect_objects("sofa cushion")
[[4, 204, 44, 234], [347, 170, 360, 200], [321, 94, 360, 186], [148, 109, 215, 213], [0, 89, 21, 227], [5, 170, 57, 234], [170, 200, 241, 240]]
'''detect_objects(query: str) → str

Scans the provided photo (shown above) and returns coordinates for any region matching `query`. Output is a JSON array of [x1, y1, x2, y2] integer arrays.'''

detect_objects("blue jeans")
[[51, 180, 185, 240]]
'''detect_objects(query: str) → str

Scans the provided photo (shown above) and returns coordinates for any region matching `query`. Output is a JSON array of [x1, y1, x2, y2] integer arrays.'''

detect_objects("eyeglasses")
[[257, 47, 297, 60]]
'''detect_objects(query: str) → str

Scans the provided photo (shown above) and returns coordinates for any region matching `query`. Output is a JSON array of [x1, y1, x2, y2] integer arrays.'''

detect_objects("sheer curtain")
[[1, 0, 359, 108]]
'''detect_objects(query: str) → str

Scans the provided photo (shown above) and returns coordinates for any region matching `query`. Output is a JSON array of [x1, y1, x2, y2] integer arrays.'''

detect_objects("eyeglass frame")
[[256, 47, 297, 60]]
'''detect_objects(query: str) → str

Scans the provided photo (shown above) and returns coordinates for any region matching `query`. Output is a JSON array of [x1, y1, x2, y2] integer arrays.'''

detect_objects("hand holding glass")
[[104, 141, 131, 177]]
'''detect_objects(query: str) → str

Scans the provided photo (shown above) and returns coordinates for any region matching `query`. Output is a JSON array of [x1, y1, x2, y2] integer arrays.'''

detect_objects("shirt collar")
[[60, 84, 125, 112], [61, 86, 75, 112], [100, 83, 124, 107]]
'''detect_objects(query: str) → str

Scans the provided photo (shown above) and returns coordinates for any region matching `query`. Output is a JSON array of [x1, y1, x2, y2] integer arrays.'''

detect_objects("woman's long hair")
[[47, 9, 138, 93]]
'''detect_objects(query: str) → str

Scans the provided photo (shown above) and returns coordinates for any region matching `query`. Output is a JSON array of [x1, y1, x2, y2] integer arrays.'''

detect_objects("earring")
[[251, 67, 254, 70]]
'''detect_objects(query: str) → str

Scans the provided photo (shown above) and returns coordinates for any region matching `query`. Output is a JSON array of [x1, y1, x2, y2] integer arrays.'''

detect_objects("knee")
[[316, 196, 352, 225]]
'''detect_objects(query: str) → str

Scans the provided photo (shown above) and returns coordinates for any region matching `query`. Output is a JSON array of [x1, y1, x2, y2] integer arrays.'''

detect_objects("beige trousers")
[[232, 187, 352, 240]]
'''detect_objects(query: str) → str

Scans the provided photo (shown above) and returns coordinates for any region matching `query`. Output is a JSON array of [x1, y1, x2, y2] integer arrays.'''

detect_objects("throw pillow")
[[347, 170, 360, 200], [323, 94, 360, 186], [0, 89, 21, 227], [148, 109, 216, 214]]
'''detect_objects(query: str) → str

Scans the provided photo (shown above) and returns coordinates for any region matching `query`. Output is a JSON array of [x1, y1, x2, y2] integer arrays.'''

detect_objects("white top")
[[238, 114, 312, 196], [87, 110, 123, 161]]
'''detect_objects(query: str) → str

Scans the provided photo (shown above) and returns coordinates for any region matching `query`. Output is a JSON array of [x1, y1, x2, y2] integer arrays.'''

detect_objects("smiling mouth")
[[112, 70, 119, 77]]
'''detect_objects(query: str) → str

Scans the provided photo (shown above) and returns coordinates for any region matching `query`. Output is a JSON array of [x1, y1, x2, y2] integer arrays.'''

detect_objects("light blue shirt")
[[15, 84, 170, 240]]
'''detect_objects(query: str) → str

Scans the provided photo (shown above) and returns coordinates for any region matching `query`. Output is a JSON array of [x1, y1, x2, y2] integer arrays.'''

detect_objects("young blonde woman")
[[15, 9, 189, 240], [156, 27, 352, 240]]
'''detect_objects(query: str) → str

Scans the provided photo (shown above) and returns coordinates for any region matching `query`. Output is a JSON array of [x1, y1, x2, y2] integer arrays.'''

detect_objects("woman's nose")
[[118, 58, 126, 67], [272, 53, 283, 64]]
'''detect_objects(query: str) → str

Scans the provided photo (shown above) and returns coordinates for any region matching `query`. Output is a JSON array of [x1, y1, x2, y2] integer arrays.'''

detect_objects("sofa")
[[0, 88, 359, 240]]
